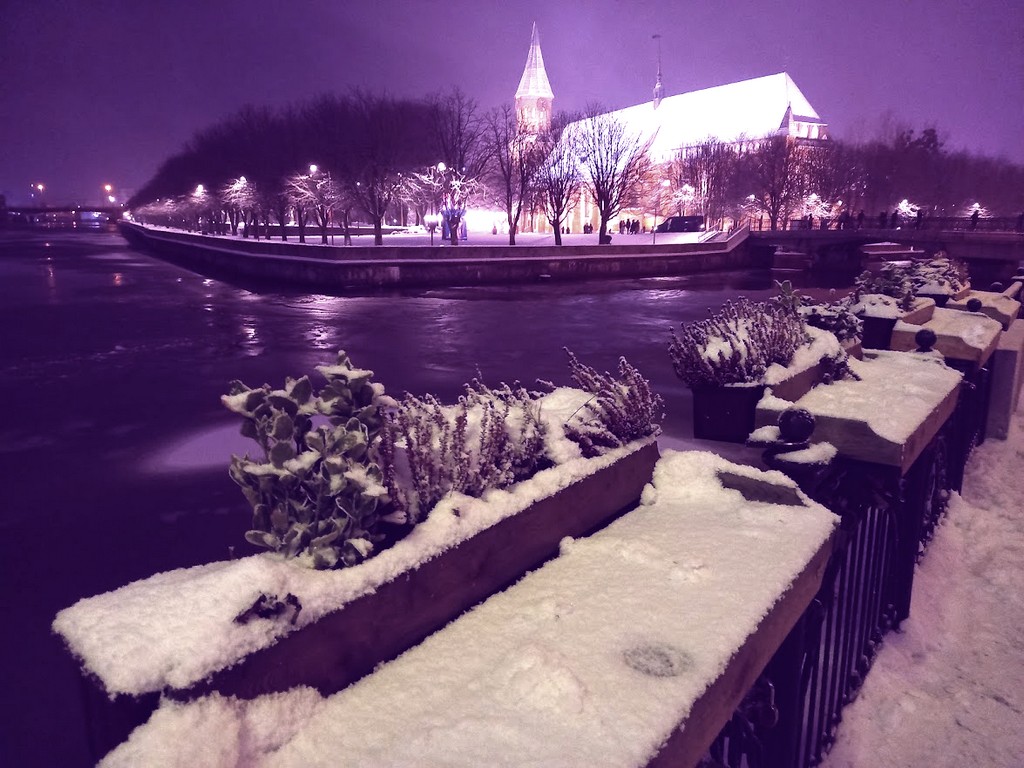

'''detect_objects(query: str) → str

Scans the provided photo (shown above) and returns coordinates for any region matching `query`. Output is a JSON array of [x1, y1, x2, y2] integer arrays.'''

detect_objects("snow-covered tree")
[[573, 106, 652, 243], [482, 104, 545, 245], [533, 116, 583, 246]]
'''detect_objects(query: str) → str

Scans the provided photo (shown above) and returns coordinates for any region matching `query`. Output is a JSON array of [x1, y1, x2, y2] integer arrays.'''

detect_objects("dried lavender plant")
[[562, 349, 665, 458], [668, 298, 808, 387], [378, 382, 548, 524]]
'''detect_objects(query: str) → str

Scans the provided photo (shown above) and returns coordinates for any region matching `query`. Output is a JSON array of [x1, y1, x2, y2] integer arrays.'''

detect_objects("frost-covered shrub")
[[222, 352, 390, 569], [669, 298, 808, 387], [854, 264, 915, 311], [773, 280, 862, 343], [910, 253, 968, 295], [560, 349, 664, 458], [378, 381, 548, 525], [799, 301, 862, 342]]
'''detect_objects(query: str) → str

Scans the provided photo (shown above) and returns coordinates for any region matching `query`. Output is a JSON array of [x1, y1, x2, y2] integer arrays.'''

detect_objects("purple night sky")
[[2, 0, 1021, 205]]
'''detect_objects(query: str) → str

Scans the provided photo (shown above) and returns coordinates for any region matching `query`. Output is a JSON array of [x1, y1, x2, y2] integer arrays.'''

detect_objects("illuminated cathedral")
[[512, 23, 830, 233]]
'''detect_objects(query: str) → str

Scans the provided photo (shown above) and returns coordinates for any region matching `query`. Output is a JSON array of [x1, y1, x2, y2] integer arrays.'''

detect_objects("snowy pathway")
[[821, 405, 1024, 768]]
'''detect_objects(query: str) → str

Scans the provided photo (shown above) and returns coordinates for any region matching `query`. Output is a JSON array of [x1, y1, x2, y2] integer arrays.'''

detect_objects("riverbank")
[[119, 222, 766, 292]]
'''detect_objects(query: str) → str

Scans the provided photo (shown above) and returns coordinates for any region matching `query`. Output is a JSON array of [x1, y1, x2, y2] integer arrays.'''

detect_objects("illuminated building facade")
[[512, 26, 829, 233]]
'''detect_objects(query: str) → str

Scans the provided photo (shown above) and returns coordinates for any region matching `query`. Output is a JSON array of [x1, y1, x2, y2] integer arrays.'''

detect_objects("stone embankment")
[[119, 222, 764, 291]]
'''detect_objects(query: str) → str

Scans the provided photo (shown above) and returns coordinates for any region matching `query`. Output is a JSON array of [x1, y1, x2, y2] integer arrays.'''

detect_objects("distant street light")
[[425, 214, 440, 246]]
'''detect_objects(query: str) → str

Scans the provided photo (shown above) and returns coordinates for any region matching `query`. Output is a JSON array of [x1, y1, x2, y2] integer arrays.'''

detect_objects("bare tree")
[[286, 167, 341, 244], [346, 93, 435, 245], [533, 115, 583, 246], [429, 87, 490, 180], [415, 163, 480, 245], [674, 138, 736, 228], [739, 134, 807, 230], [574, 106, 652, 242], [482, 105, 546, 245]]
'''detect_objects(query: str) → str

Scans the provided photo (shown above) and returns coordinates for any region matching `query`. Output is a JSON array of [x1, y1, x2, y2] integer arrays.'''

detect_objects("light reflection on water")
[[145, 422, 253, 473]]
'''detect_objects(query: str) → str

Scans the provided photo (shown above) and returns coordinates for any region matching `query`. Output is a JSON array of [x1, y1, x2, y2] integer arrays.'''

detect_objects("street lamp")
[[424, 214, 439, 246], [652, 179, 671, 244]]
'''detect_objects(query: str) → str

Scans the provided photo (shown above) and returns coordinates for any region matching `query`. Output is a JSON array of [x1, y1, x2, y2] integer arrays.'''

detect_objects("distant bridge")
[[750, 224, 1024, 283], [6, 204, 123, 219]]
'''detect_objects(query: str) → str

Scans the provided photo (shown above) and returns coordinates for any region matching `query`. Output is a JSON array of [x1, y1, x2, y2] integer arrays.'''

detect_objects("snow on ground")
[[821, 402, 1024, 768]]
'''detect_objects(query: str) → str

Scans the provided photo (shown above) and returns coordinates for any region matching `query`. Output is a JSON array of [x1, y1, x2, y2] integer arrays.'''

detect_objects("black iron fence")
[[706, 368, 979, 768], [741, 215, 1024, 233]]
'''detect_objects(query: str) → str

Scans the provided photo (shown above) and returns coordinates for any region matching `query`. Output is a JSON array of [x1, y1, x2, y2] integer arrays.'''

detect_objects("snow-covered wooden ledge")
[[947, 288, 1022, 330], [98, 451, 838, 768], [763, 326, 845, 403], [756, 352, 962, 472], [54, 436, 658, 732], [889, 307, 1002, 367]]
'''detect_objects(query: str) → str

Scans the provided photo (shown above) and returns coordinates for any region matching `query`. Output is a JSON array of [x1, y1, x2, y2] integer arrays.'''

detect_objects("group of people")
[[617, 219, 643, 235]]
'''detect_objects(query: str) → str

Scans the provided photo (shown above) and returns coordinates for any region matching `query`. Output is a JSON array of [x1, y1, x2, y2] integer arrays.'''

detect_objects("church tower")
[[515, 23, 554, 134], [652, 34, 664, 109]]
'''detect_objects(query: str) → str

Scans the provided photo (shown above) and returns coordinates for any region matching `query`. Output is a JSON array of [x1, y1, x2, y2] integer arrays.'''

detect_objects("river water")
[[0, 229, 854, 766]]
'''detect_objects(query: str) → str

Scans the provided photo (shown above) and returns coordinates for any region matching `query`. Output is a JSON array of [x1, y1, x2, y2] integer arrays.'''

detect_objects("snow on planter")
[[757, 351, 962, 470], [52, 388, 651, 699], [99, 450, 839, 768]]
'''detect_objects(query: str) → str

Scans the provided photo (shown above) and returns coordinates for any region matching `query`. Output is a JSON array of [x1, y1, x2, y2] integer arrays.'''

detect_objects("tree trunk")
[[448, 213, 461, 246], [373, 216, 383, 246]]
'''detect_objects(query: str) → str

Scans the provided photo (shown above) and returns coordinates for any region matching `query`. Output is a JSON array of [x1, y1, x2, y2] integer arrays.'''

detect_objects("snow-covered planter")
[[852, 265, 937, 349], [756, 351, 962, 471], [54, 355, 663, 760], [95, 451, 840, 768], [670, 297, 854, 442], [910, 253, 969, 306]]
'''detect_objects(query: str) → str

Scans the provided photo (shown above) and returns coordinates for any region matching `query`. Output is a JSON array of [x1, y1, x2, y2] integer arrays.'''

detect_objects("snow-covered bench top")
[[947, 289, 1021, 330], [100, 450, 838, 768], [757, 351, 962, 471], [891, 306, 1002, 365]]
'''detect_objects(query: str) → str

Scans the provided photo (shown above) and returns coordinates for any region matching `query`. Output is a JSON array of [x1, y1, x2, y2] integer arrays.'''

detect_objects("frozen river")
[[0, 229, 854, 766]]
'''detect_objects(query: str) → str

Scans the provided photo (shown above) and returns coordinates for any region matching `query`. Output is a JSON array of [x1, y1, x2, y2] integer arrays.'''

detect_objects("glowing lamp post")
[[424, 214, 440, 246]]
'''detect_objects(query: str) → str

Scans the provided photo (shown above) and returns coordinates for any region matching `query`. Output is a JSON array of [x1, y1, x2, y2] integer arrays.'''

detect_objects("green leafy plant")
[[854, 263, 915, 311], [223, 352, 391, 569], [910, 253, 968, 295]]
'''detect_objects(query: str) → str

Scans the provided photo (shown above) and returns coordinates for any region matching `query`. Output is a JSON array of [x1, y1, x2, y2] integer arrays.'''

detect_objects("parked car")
[[655, 215, 705, 233]]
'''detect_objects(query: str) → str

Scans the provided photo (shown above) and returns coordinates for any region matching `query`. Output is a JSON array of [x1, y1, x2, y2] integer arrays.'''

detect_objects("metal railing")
[[705, 374, 978, 767]]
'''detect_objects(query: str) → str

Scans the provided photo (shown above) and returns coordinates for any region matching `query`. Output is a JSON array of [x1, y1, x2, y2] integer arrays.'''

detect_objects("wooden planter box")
[[860, 316, 898, 350], [77, 441, 660, 760], [859, 298, 935, 350], [692, 384, 767, 443]]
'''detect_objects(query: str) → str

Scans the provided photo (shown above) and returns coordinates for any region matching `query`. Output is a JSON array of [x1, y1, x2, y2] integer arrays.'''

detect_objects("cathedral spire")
[[652, 34, 664, 109], [515, 22, 553, 133]]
